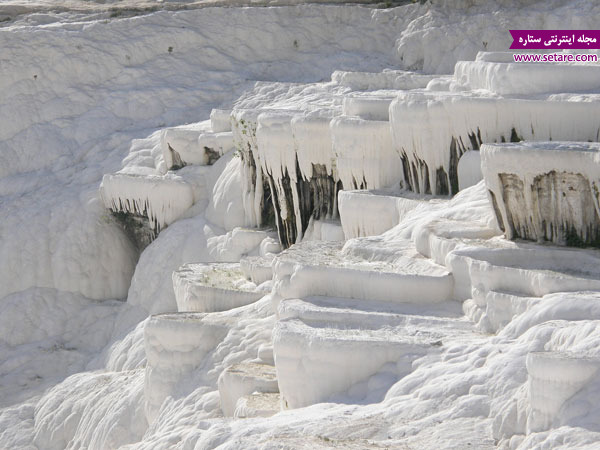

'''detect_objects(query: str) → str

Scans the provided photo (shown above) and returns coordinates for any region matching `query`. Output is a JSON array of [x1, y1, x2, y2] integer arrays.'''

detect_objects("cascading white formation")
[[100, 172, 195, 248], [481, 142, 600, 247], [232, 105, 342, 248], [255, 110, 342, 247], [100, 118, 226, 250], [231, 109, 277, 232], [230, 70, 442, 248], [390, 53, 600, 196]]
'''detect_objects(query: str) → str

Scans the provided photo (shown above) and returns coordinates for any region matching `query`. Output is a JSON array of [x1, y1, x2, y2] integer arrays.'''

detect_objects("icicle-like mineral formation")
[[231, 109, 276, 230], [391, 93, 600, 196], [100, 172, 195, 248], [481, 141, 600, 247], [256, 110, 340, 248]]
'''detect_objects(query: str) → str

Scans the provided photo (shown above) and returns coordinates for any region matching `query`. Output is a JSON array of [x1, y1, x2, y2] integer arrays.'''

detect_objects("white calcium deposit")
[[2, 1, 600, 449]]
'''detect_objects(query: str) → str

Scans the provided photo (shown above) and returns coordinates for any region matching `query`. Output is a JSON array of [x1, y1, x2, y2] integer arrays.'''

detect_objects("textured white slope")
[[0, 184, 138, 301], [0, 1, 412, 312], [0, 288, 123, 407], [5, 1, 600, 450], [395, 0, 600, 74], [33, 370, 147, 450], [527, 351, 600, 433], [20, 183, 599, 450]]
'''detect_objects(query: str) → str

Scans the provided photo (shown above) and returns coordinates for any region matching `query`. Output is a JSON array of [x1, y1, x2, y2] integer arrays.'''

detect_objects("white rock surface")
[[527, 351, 600, 433], [210, 109, 233, 133], [273, 240, 454, 306], [332, 69, 437, 91], [482, 141, 600, 246], [390, 92, 600, 195], [342, 93, 395, 121], [331, 116, 402, 191], [234, 392, 280, 419], [240, 255, 274, 285], [173, 263, 264, 313], [274, 298, 474, 410], [5, 2, 600, 450], [338, 189, 447, 239], [457, 150, 482, 191], [143, 312, 233, 422], [100, 172, 196, 233], [218, 362, 279, 417], [448, 244, 600, 301]]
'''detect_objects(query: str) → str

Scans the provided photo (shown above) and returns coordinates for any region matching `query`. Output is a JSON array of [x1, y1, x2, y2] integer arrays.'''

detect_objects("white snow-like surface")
[[34, 369, 147, 450], [449, 244, 600, 300], [233, 392, 280, 419], [159, 121, 209, 169], [273, 240, 454, 306], [481, 141, 600, 246], [274, 296, 474, 409], [160, 119, 234, 170], [527, 351, 600, 433], [218, 362, 279, 417], [143, 312, 233, 422], [5, 1, 600, 449], [332, 69, 437, 90], [240, 255, 275, 285], [274, 317, 430, 409], [204, 151, 246, 231], [302, 218, 345, 242], [291, 111, 337, 179], [331, 115, 402, 190], [210, 109, 232, 133], [100, 172, 196, 232], [342, 93, 396, 120], [338, 189, 447, 239], [173, 262, 264, 313], [0, 187, 138, 301], [390, 91, 600, 195], [457, 150, 482, 191], [230, 108, 268, 229]]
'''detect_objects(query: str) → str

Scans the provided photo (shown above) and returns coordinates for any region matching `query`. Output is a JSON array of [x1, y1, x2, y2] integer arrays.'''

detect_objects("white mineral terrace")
[[6, 3, 600, 448], [144, 312, 234, 423], [240, 255, 274, 284], [274, 298, 476, 409], [100, 172, 196, 232], [173, 262, 265, 312], [482, 141, 600, 246], [218, 361, 279, 416], [338, 188, 447, 239], [273, 240, 454, 306]]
